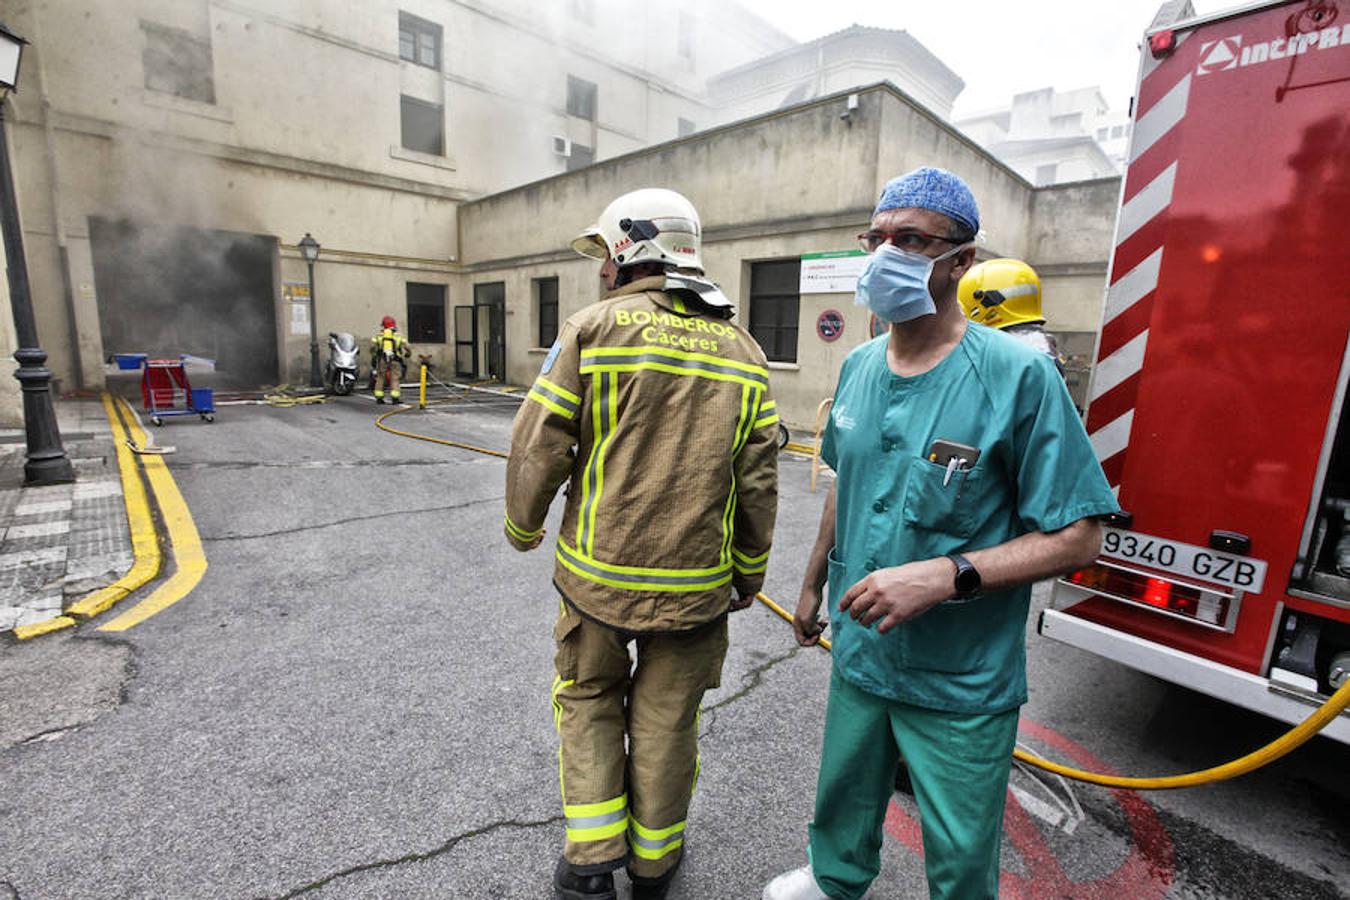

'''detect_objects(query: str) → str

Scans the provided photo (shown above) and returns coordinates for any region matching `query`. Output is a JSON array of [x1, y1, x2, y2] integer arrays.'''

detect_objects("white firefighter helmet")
[[570, 188, 703, 273]]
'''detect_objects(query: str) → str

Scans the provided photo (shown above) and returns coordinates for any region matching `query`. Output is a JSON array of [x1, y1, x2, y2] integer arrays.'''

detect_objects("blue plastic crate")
[[114, 353, 147, 370]]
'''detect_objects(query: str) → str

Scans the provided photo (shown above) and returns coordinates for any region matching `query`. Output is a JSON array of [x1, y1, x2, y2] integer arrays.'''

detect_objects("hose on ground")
[[262, 384, 327, 407], [755, 592, 1350, 789], [372, 398, 1350, 789], [374, 401, 508, 459]]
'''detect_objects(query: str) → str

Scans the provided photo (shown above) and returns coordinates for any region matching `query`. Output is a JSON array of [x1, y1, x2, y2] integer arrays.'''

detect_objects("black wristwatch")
[[946, 553, 982, 601]]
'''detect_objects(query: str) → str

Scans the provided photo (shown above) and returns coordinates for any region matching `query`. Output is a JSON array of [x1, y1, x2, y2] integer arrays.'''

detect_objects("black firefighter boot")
[[554, 856, 616, 900], [627, 852, 683, 900]]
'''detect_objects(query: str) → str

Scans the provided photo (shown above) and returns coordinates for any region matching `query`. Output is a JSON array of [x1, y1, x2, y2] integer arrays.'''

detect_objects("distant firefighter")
[[958, 258, 1065, 373], [370, 315, 410, 404]]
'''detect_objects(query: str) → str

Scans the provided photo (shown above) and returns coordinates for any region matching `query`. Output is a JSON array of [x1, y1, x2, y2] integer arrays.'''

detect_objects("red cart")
[[141, 359, 215, 425]]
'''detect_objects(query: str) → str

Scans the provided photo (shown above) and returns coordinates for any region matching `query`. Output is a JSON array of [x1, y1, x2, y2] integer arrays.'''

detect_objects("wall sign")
[[800, 250, 867, 294], [283, 281, 311, 336], [817, 309, 845, 342]]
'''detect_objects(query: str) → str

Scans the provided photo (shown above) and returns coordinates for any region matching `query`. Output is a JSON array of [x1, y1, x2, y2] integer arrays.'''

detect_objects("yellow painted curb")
[[97, 397, 207, 632], [784, 441, 816, 455], [66, 394, 163, 620], [14, 615, 77, 640]]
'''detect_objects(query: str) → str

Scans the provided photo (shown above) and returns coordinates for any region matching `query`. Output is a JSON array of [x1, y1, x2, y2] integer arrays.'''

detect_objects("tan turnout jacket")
[[505, 275, 779, 632]]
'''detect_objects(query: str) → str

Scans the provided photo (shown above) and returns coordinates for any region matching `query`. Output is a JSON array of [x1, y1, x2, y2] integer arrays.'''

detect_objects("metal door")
[[454, 305, 476, 378], [474, 282, 506, 381]]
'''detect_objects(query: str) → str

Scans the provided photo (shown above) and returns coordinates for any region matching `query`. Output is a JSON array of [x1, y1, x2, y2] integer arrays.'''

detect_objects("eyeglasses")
[[857, 229, 961, 254]]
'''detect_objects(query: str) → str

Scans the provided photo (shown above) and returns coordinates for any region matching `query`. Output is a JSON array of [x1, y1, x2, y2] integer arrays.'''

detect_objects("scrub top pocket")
[[825, 548, 850, 610], [900, 456, 986, 539]]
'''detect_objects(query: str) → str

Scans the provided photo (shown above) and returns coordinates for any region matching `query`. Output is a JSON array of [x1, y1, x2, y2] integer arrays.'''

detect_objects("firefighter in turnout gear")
[[371, 315, 410, 404], [505, 188, 779, 900], [958, 259, 1065, 373]]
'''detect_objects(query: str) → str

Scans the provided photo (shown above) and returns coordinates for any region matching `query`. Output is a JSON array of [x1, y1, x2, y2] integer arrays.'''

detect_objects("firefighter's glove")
[[729, 590, 756, 613]]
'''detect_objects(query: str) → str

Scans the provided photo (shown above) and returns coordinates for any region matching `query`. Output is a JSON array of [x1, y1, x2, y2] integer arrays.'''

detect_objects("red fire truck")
[[1039, 0, 1350, 744]]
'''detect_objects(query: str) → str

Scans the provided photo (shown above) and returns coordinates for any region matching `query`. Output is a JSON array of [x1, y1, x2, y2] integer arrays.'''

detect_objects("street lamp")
[[297, 232, 320, 388], [0, 21, 72, 485]]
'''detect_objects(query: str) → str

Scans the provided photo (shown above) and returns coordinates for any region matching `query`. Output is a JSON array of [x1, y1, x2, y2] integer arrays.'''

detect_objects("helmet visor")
[[570, 225, 608, 260]]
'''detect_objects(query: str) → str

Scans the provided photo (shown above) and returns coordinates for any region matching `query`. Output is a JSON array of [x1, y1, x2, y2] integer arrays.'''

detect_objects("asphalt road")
[[1, 393, 1346, 899]]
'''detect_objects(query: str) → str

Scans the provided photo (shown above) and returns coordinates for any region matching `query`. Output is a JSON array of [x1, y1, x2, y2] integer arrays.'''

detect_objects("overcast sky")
[[733, 0, 1214, 118]]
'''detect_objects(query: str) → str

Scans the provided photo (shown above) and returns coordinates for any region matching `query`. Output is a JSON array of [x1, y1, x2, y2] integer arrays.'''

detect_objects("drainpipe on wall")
[[33, 1, 83, 389]]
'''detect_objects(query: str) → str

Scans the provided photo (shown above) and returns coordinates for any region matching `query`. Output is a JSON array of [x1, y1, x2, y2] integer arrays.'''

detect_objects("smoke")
[[36, 0, 812, 388]]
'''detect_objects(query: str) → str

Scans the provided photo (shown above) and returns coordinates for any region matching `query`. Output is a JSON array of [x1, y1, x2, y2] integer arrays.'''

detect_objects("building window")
[[406, 283, 447, 343], [678, 117, 697, 137], [567, 143, 594, 172], [677, 12, 695, 61], [1111, 125, 1125, 138], [536, 277, 560, 348], [567, 75, 597, 121], [1096, 127, 1109, 140], [142, 22, 215, 104], [401, 95, 444, 156], [399, 12, 441, 70], [749, 260, 800, 364], [1034, 163, 1058, 185]]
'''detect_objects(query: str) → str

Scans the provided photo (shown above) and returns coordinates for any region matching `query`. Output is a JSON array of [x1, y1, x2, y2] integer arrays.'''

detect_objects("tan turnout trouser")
[[550, 600, 729, 878], [374, 358, 400, 400]]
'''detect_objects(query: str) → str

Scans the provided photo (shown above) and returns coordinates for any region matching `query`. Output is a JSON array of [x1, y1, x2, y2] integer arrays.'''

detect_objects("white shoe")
[[763, 864, 830, 900]]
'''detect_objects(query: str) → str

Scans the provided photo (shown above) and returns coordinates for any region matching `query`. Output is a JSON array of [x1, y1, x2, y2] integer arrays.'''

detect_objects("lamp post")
[[297, 232, 320, 388], [0, 21, 72, 485]]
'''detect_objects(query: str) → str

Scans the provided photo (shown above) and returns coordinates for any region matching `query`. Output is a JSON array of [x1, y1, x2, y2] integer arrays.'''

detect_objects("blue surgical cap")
[[874, 167, 980, 236]]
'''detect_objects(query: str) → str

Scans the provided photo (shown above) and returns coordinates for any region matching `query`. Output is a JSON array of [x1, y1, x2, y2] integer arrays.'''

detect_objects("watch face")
[[952, 556, 981, 595]]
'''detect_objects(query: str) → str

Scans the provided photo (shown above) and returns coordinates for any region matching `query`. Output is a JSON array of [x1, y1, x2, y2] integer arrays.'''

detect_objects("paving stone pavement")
[[0, 399, 134, 632]]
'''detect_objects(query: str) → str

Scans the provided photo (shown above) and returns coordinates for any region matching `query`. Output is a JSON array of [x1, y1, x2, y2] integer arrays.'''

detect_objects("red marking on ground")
[[883, 717, 1175, 898]]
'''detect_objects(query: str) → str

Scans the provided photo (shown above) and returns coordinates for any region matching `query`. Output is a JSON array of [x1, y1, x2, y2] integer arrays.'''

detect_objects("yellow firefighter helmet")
[[958, 258, 1043, 329]]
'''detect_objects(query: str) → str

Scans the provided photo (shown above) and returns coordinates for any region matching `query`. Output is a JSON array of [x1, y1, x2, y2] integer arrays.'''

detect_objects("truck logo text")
[[1197, 23, 1350, 76]]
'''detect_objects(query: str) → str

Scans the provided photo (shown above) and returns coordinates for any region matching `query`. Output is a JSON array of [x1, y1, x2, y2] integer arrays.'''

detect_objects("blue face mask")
[[855, 242, 968, 324]]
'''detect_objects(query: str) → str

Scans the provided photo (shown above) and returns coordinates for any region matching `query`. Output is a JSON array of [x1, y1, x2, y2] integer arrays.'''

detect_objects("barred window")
[[406, 283, 446, 343], [399, 12, 441, 69], [748, 260, 800, 363], [536, 278, 560, 348]]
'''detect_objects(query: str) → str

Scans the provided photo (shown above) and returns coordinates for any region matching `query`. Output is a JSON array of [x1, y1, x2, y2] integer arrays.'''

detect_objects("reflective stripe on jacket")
[[506, 275, 778, 632], [371, 328, 408, 359]]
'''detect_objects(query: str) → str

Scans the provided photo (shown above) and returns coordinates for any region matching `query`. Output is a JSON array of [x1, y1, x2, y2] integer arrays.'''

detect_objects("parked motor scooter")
[[325, 332, 359, 395]]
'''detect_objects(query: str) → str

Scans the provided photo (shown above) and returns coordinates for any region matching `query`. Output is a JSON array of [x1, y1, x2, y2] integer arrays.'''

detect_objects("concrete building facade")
[[707, 25, 965, 123], [957, 86, 1123, 186], [0, 1, 1118, 431], [0, 0, 791, 409], [458, 84, 1118, 425]]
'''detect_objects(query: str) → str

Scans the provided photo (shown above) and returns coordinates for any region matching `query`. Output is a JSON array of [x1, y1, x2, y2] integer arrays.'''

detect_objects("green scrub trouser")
[[551, 601, 728, 879], [808, 671, 1019, 900]]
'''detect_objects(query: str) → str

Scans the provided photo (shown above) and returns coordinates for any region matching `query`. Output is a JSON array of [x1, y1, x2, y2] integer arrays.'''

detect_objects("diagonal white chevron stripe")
[[1092, 330, 1150, 401], [1130, 74, 1190, 164], [1091, 410, 1135, 463], [1105, 247, 1163, 324], [1117, 162, 1177, 244]]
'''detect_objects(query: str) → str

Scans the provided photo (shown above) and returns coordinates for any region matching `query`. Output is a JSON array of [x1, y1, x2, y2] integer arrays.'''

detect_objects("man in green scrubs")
[[763, 168, 1118, 900]]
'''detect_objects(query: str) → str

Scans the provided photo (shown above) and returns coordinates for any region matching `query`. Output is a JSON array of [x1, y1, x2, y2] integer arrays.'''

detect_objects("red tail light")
[[1066, 563, 1226, 628]]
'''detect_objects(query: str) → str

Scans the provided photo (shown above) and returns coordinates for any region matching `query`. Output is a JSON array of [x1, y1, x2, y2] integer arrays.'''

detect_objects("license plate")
[[1100, 528, 1268, 593]]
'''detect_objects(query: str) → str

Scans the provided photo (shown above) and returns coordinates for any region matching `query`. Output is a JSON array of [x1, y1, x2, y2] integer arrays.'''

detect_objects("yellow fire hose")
[[373, 398, 509, 459], [755, 593, 1350, 789], [372, 402, 1350, 790], [262, 384, 328, 407]]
